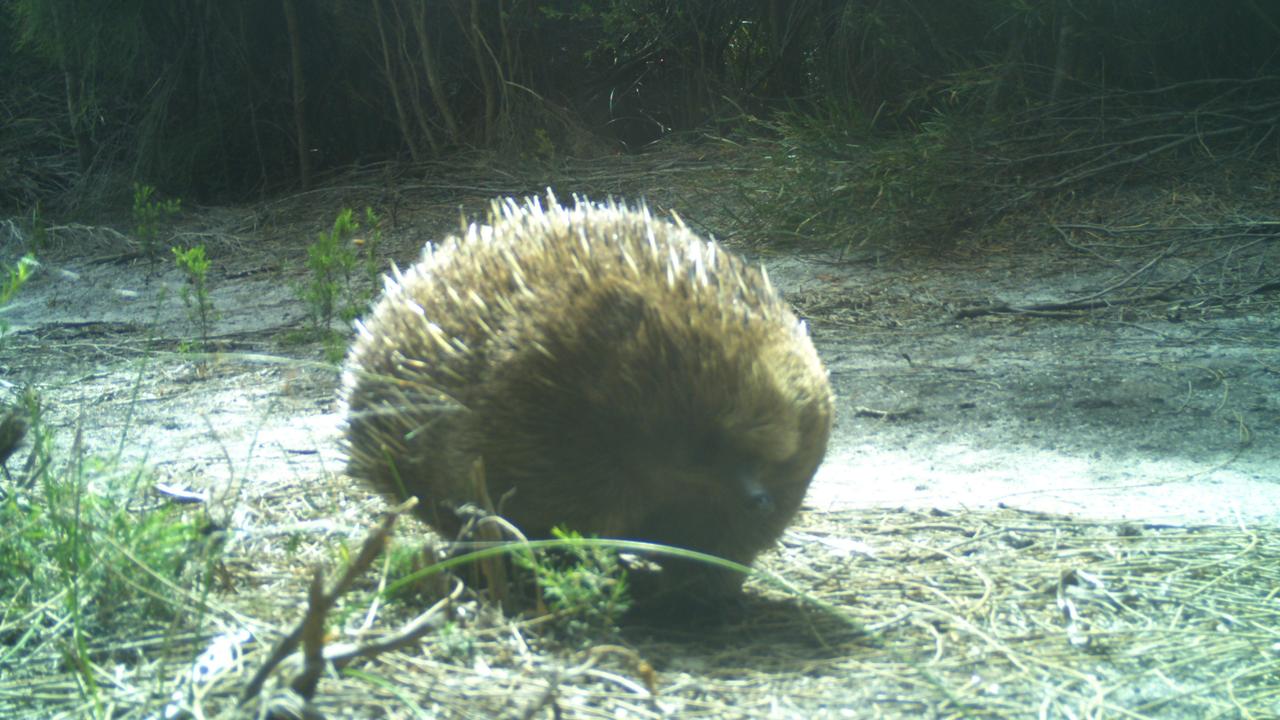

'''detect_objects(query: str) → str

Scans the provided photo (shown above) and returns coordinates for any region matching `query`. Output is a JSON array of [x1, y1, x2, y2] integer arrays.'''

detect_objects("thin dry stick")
[[238, 497, 417, 705]]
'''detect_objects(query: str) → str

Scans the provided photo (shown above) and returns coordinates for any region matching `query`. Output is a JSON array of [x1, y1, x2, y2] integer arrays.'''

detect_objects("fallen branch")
[[238, 497, 437, 707]]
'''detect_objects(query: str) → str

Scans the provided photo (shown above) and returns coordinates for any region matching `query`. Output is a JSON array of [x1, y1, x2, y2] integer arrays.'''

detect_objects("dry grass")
[[4, 140, 1278, 719], [6, 504, 1275, 719]]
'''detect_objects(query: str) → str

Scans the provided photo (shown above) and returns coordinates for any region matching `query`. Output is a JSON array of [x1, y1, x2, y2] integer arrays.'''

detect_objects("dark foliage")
[[2, 0, 1278, 205]]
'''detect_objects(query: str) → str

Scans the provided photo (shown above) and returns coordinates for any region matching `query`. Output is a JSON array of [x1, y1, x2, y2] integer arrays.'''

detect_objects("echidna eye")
[[739, 467, 775, 515]]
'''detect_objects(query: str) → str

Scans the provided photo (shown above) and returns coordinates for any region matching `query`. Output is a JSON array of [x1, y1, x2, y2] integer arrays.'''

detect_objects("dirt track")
[[5, 202, 1276, 528], [4, 170, 1280, 718]]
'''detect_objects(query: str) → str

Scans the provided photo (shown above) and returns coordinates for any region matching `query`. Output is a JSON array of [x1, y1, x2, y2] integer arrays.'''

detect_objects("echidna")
[[339, 194, 832, 601]]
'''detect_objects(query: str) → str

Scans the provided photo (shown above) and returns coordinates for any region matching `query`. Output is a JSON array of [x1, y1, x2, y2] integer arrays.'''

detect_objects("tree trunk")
[[48, 2, 94, 172], [63, 69, 94, 172], [1050, 14, 1074, 106], [388, 0, 439, 155], [373, 0, 423, 161], [281, 0, 311, 189], [410, 1, 460, 141], [457, 0, 497, 143]]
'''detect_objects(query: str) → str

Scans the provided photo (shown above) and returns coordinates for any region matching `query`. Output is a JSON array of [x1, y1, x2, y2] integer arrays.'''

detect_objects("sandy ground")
[[4, 180, 1279, 719], [4, 211, 1276, 530]]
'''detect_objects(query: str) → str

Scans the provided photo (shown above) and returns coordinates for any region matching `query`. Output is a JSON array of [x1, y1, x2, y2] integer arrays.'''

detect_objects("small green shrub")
[[132, 183, 182, 275], [355, 207, 385, 306], [515, 528, 631, 639], [26, 202, 49, 252], [0, 254, 36, 341], [297, 207, 383, 361], [300, 208, 355, 335], [172, 244, 218, 354]]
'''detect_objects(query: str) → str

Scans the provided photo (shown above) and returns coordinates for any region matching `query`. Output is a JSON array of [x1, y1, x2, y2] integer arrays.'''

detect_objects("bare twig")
[[239, 497, 418, 705]]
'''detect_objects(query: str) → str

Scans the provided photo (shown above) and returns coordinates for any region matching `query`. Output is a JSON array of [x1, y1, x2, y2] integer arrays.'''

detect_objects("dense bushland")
[[2, 1, 1277, 214]]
